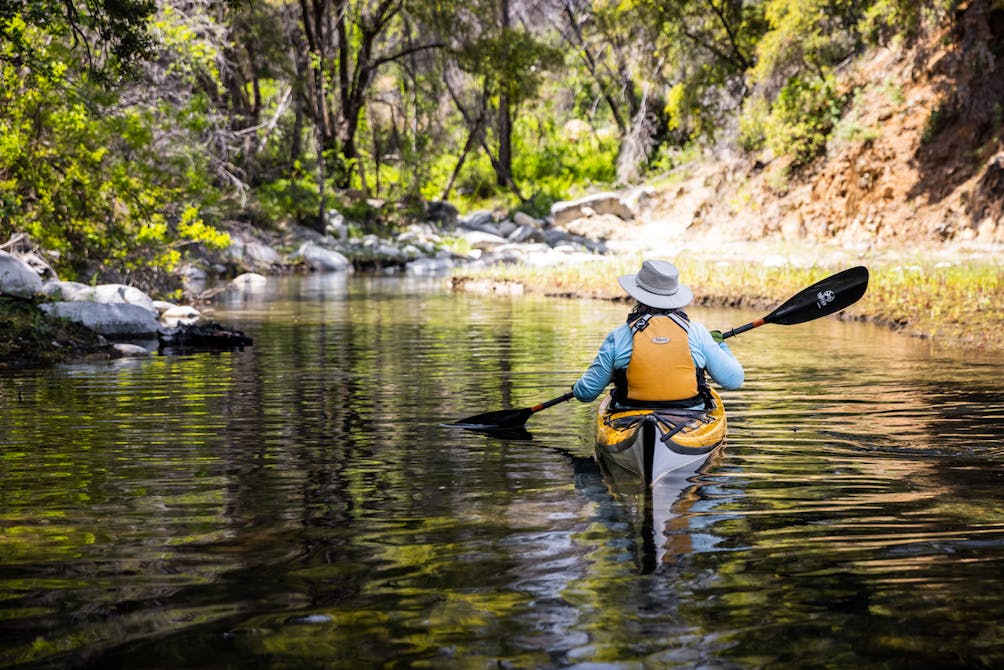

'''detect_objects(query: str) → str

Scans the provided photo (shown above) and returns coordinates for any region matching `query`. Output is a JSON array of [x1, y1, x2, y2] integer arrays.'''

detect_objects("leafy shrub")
[[763, 74, 846, 166], [738, 94, 771, 152], [858, 0, 942, 45], [256, 171, 321, 226]]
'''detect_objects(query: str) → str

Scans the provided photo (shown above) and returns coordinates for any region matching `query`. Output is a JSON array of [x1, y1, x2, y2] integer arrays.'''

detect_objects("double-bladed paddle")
[[444, 265, 869, 431]]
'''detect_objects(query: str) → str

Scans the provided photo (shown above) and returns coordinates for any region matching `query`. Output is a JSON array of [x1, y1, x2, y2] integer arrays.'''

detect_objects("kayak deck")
[[594, 388, 727, 485]]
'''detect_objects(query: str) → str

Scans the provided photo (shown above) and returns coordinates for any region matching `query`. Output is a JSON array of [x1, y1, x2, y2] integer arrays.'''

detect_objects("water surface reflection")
[[1, 274, 1003, 668]]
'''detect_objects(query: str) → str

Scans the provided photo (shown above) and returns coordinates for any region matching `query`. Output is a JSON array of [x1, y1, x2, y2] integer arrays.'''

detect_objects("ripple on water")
[[2, 284, 1004, 669]]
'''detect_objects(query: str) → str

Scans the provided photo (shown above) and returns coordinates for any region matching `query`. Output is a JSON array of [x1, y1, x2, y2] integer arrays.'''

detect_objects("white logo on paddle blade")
[[817, 290, 836, 308]]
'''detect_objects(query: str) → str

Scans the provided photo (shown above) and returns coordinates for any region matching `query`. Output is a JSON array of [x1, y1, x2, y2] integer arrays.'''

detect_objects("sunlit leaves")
[[0, 2, 231, 290], [177, 206, 231, 250]]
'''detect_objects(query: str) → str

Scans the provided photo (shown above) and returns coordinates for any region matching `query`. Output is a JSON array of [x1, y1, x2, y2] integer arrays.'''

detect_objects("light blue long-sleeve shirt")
[[572, 319, 744, 402]]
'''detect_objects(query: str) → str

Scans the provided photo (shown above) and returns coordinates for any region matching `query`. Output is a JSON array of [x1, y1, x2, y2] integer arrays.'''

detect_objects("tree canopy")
[[0, 0, 972, 288]]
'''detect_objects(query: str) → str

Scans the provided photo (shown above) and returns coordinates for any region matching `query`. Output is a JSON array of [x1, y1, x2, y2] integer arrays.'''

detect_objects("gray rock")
[[159, 304, 203, 328], [40, 281, 156, 316], [550, 192, 635, 226], [0, 251, 43, 297], [230, 273, 268, 291], [297, 242, 352, 271], [407, 257, 454, 274], [542, 228, 572, 246], [19, 251, 58, 280], [507, 223, 544, 244], [377, 243, 404, 259], [427, 201, 459, 227], [244, 241, 282, 267], [40, 301, 161, 337], [461, 230, 508, 251], [570, 235, 608, 254], [41, 280, 90, 301], [513, 211, 543, 228], [90, 284, 157, 315], [460, 210, 494, 230]]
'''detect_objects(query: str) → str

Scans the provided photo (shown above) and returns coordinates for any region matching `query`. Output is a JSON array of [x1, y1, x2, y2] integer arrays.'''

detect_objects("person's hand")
[[710, 330, 724, 344]]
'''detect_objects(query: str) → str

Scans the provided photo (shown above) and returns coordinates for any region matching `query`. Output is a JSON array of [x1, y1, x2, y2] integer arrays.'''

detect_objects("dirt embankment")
[[617, 4, 1004, 263]]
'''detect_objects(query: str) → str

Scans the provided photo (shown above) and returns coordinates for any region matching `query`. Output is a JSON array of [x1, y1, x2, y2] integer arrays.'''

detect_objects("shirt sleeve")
[[688, 321, 744, 390], [572, 324, 634, 401]]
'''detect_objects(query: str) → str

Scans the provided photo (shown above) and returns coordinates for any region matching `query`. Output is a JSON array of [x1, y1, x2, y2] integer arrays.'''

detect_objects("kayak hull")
[[594, 388, 727, 486]]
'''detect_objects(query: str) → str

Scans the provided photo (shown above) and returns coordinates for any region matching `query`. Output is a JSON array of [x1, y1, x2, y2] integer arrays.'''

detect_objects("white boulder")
[[40, 302, 161, 337], [0, 251, 43, 297]]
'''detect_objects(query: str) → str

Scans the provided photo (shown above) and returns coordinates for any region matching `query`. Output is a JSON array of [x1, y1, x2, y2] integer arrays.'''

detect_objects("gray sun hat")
[[617, 260, 693, 309]]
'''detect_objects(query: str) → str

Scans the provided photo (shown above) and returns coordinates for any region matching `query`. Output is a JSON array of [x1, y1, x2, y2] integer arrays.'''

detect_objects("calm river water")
[[2, 273, 1003, 669]]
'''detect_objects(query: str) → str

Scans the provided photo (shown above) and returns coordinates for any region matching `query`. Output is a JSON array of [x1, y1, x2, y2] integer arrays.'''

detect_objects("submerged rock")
[[157, 322, 253, 353]]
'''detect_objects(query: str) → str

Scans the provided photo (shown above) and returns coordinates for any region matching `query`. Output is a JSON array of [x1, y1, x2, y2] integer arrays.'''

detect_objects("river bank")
[[451, 238, 1004, 356], [448, 157, 1003, 356], [4, 239, 1000, 370]]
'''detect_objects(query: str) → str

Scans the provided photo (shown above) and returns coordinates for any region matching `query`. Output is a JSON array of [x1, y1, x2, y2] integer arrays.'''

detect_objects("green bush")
[[256, 171, 321, 226], [738, 94, 771, 152], [763, 74, 845, 166]]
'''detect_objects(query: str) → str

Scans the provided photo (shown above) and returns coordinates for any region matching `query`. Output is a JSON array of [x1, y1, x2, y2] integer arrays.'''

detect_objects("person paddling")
[[573, 260, 744, 409]]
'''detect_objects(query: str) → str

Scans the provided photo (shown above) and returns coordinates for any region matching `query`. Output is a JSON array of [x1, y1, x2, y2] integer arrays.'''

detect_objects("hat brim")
[[618, 274, 693, 309]]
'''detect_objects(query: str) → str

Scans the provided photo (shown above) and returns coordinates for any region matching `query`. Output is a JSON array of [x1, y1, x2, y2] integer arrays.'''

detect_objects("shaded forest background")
[[1, 0, 1002, 294]]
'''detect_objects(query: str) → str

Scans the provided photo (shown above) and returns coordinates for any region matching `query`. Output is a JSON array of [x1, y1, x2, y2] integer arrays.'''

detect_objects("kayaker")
[[572, 259, 743, 409]]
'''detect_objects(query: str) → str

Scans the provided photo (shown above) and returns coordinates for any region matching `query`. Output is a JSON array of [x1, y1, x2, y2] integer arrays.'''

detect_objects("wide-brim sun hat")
[[618, 259, 693, 309]]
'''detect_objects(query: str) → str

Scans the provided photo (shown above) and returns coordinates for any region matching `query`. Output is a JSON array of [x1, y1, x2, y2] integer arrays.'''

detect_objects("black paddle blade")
[[444, 392, 575, 432], [442, 407, 534, 430], [765, 265, 869, 326]]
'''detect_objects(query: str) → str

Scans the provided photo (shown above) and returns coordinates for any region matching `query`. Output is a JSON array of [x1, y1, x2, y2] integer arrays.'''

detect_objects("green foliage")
[[740, 0, 867, 165], [762, 74, 846, 166], [752, 0, 860, 90], [833, 120, 880, 144], [256, 171, 322, 226], [177, 206, 229, 250], [457, 29, 562, 105], [1, 0, 156, 82], [738, 95, 771, 152], [922, 102, 957, 143], [882, 78, 906, 105], [0, 297, 108, 368], [634, 0, 767, 146], [416, 108, 618, 216], [858, 0, 948, 45], [831, 85, 881, 145], [0, 0, 981, 297], [0, 5, 228, 290], [512, 115, 616, 189]]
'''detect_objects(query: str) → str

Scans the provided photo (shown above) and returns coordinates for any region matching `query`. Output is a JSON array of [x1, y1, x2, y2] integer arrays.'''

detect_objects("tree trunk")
[[496, 92, 514, 189], [492, 0, 520, 198], [442, 107, 485, 201]]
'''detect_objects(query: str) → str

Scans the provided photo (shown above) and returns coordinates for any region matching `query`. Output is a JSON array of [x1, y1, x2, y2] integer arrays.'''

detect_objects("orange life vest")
[[624, 314, 700, 403]]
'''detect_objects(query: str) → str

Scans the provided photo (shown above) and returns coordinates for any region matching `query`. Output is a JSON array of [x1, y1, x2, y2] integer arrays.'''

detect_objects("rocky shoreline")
[[182, 190, 640, 293], [0, 191, 639, 366]]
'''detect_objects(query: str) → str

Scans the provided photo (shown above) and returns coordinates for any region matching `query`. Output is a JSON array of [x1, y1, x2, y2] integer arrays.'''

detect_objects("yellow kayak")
[[594, 388, 727, 485]]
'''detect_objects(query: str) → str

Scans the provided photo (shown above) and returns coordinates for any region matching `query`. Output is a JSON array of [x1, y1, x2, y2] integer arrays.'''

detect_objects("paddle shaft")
[[531, 391, 575, 413], [721, 320, 761, 339]]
